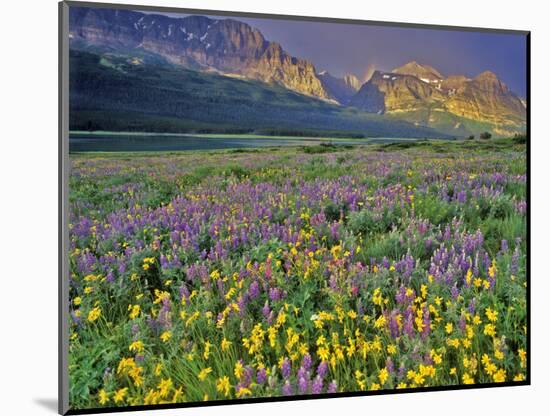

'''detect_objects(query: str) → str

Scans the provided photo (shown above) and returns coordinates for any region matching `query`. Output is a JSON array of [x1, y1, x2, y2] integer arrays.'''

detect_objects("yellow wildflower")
[[113, 388, 128, 403], [87, 306, 101, 322], [493, 368, 506, 383], [234, 361, 243, 379], [462, 374, 474, 385], [485, 307, 498, 322], [98, 389, 109, 405], [198, 367, 212, 381], [221, 338, 232, 352], [216, 376, 231, 397], [129, 340, 144, 354], [378, 368, 389, 385]]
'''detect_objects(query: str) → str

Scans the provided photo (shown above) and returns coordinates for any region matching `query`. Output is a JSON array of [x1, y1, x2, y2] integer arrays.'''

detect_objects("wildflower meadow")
[[68, 138, 527, 409]]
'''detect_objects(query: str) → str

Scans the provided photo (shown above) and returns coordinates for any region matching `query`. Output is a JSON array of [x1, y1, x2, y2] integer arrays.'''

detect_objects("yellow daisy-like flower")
[[493, 368, 506, 383], [87, 306, 101, 322], [98, 389, 109, 405], [128, 304, 141, 320], [485, 307, 498, 322], [198, 367, 212, 381], [462, 374, 474, 385], [378, 368, 389, 385], [113, 387, 128, 403], [216, 376, 231, 397], [160, 331, 172, 343], [221, 338, 232, 352], [129, 340, 144, 354]]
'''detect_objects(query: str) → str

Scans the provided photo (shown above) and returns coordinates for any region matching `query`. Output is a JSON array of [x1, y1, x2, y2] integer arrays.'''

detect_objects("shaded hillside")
[[69, 50, 447, 138]]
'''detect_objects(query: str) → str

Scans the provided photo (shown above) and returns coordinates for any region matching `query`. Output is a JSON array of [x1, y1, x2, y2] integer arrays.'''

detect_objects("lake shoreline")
[[69, 131, 432, 153]]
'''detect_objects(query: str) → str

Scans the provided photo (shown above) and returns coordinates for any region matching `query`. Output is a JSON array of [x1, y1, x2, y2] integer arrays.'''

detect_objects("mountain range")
[[68, 7, 526, 137]]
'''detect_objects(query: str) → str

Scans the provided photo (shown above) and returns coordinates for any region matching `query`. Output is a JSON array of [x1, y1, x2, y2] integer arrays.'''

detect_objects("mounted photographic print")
[[58, 1, 530, 414]]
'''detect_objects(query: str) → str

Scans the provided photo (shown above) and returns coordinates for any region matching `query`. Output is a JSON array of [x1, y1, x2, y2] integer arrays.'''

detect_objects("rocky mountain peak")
[[343, 74, 361, 91], [392, 61, 444, 82], [475, 70, 499, 81]]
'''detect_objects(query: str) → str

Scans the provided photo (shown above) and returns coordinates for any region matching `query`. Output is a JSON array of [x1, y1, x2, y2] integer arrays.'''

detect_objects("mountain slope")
[[69, 7, 332, 100], [350, 62, 526, 136], [68, 7, 526, 138], [69, 50, 448, 138]]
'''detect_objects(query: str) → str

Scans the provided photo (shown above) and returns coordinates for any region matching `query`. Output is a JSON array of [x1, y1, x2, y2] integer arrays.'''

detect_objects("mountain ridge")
[[69, 7, 526, 137]]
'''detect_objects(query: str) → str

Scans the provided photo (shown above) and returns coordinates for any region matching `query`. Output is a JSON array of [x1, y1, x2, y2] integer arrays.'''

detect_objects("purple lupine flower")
[[317, 361, 328, 379], [301, 353, 312, 370], [256, 367, 267, 385], [281, 357, 291, 379], [403, 309, 415, 338], [262, 302, 271, 319], [248, 280, 260, 299], [386, 357, 395, 374], [298, 377, 309, 394], [180, 284, 190, 304], [265, 259, 272, 280], [327, 380, 338, 393], [458, 315, 466, 332], [243, 366, 254, 386], [501, 239, 509, 253], [282, 380, 293, 396], [468, 298, 476, 315], [451, 285, 459, 300], [269, 287, 282, 302], [389, 311, 400, 338], [311, 376, 323, 394]]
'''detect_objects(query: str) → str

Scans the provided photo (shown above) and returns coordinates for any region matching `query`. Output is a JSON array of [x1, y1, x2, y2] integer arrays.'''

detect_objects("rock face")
[[318, 71, 361, 103], [69, 7, 331, 100], [350, 62, 526, 134], [445, 71, 526, 128], [392, 61, 443, 82], [350, 70, 445, 113]]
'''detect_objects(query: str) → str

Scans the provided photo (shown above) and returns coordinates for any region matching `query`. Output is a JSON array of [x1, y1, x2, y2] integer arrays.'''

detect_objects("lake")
[[69, 133, 414, 152]]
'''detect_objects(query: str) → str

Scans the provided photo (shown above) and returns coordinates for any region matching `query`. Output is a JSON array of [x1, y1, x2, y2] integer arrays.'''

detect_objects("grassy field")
[[68, 138, 527, 409]]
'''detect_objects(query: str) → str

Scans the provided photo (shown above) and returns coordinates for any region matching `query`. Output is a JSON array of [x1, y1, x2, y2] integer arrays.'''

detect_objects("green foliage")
[[480, 131, 492, 140]]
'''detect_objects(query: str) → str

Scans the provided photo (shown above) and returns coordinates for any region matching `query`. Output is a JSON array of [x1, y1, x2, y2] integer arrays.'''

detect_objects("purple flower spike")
[[281, 357, 291, 379], [301, 353, 312, 370], [312, 376, 323, 394], [282, 380, 293, 396], [298, 377, 309, 394], [256, 367, 267, 385], [317, 361, 328, 379]]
